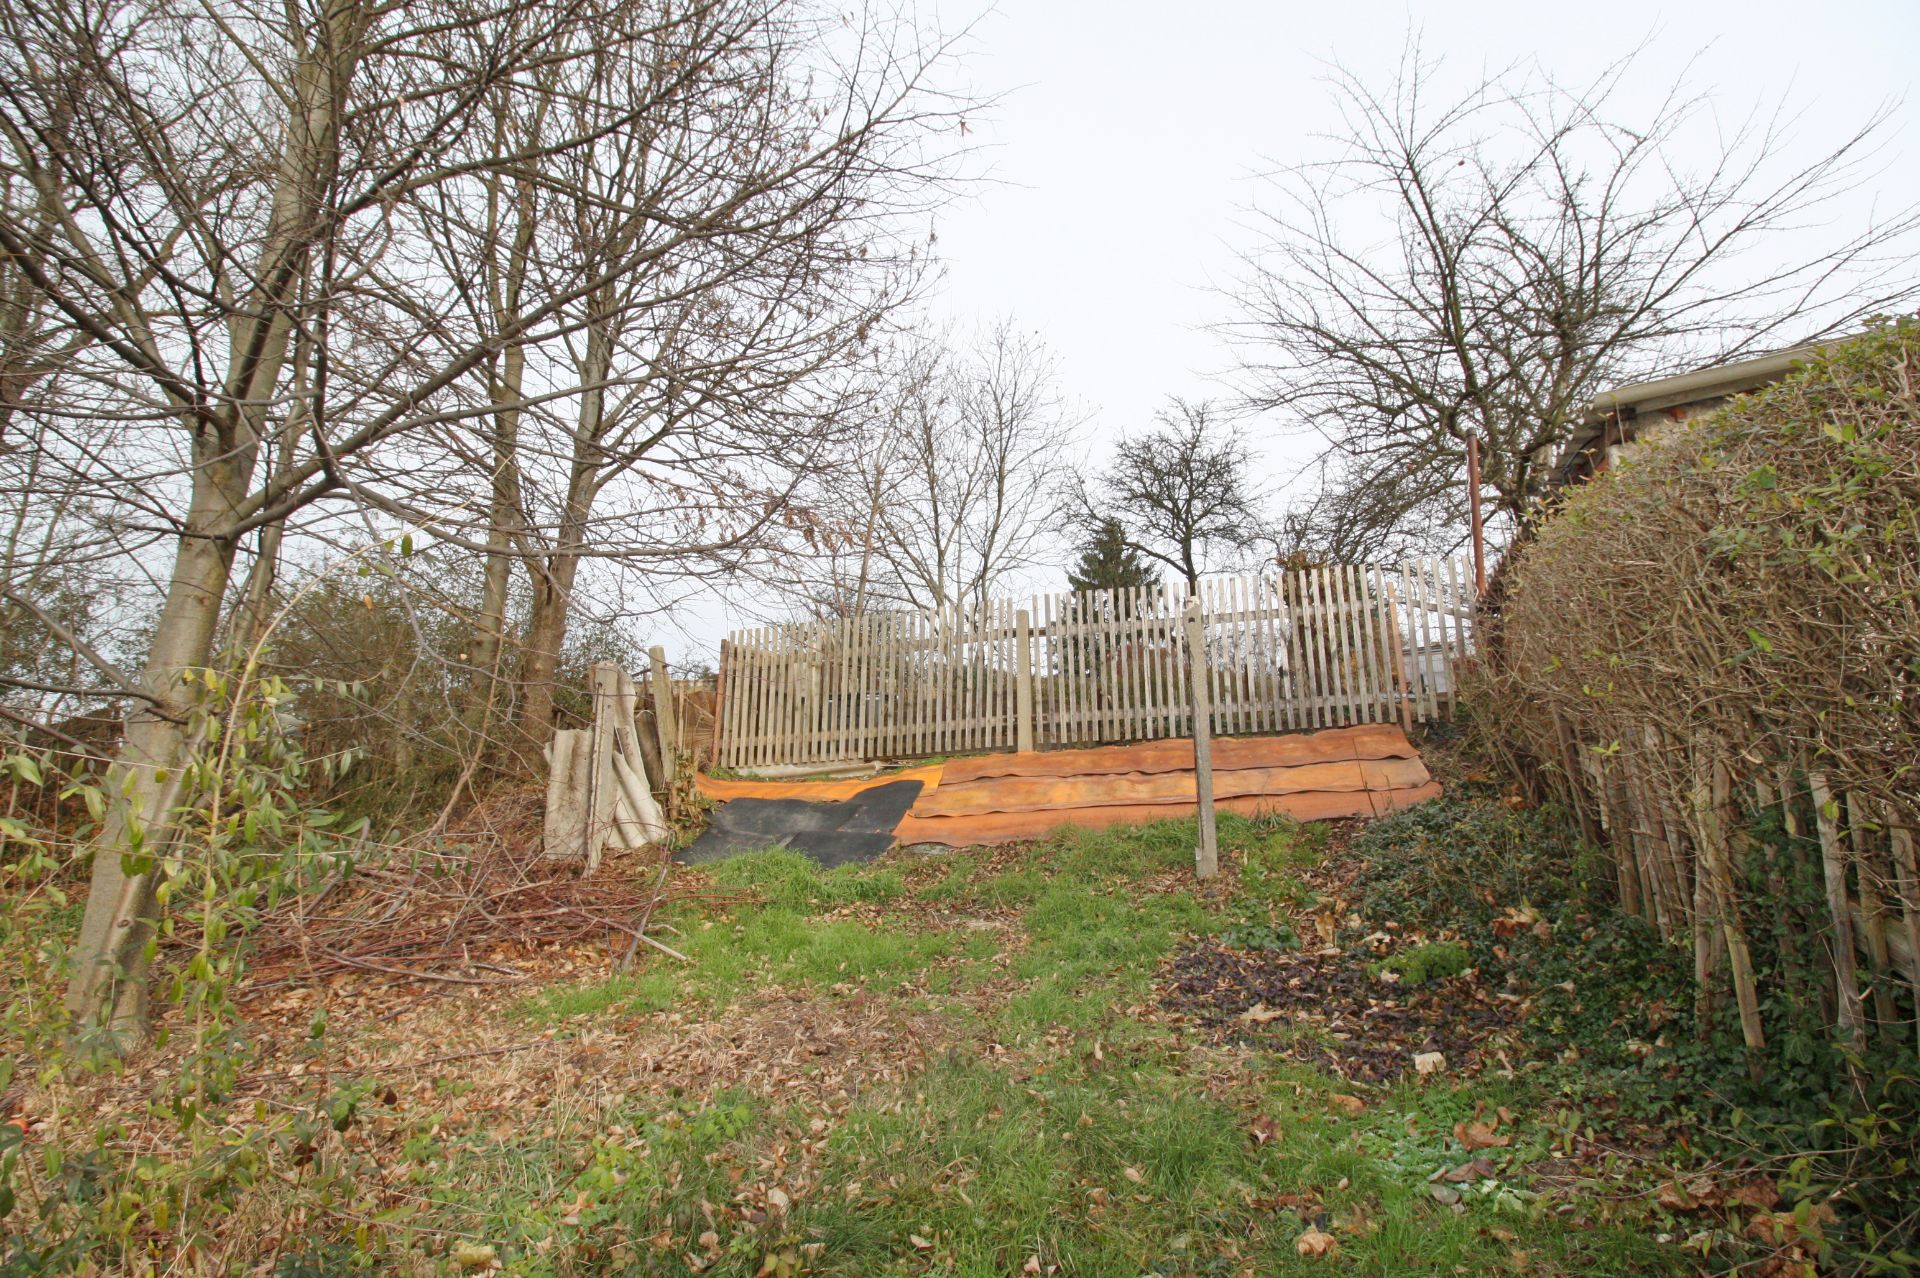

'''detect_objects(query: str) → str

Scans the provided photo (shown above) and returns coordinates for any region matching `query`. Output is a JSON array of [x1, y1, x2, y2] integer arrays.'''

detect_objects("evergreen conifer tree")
[[1067, 518, 1160, 593]]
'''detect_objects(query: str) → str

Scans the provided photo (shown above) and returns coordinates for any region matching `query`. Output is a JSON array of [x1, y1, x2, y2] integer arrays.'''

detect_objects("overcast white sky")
[[663, 0, 1920, 661]]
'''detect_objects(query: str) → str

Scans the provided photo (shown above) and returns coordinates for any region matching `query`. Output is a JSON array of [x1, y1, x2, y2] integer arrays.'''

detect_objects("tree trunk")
[[232, 332, 312, 653], [64, 0, 363, 1041], [66, 467, 247, 1038], [463, 132, 537, 735], [516, 308, 611, 743], [465, 345, 526, 734], [518, 547, 584, 743]]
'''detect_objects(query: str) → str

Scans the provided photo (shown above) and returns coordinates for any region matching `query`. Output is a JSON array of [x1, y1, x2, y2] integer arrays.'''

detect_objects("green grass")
[[520, 850, 947, 1020], [703, 847, 907, 911], [471, 818, 1680, 1277], [395, 1049, 1670, 1277]]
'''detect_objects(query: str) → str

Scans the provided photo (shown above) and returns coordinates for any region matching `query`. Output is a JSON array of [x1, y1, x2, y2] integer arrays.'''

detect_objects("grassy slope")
[[348, 815, 1673, 1278]]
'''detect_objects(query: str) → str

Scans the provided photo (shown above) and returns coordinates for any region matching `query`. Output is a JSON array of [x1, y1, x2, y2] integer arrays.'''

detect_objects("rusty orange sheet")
[[910, 756, 1431, 818], [895, 783, 1444, 847], [694, 763, 942, 803], [936, 723, 1416, 784]]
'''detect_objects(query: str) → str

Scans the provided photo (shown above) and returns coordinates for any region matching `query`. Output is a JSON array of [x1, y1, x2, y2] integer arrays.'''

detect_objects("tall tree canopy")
[[1226, 44, 1920, 547], [1070, 399, 1266, 593], [775, 319, 1081, 617], [0, 0, 962, 1041]]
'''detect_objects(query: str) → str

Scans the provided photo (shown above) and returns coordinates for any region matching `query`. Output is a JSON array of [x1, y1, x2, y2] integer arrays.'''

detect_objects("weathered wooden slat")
[[1357, 569, 1382, 725], [1444, 554, 1467, 711], [1065, 592, 1085, 745], [1396, 563, 1422, 722], [1227, 574, 1249, 735], [1044, 591, 1059, 740], [1332, 564, 1358, 725], [1266, 572, 1286, 733], [1427, 557, 1456, 719], [1311, 566, 1338, 726], [1299, 570, 1320, 730], [1340, 565, 1369, 725], [834, 612, 855, 764], [1317, 566, 1342, 726], [749, 631, 766, 767], [1416, 559, 1441, 722], [772, 623, 794, 768], [768, 625, 788, 767], [726, 631, 748, 770], [1364, 564, 1392, 723]]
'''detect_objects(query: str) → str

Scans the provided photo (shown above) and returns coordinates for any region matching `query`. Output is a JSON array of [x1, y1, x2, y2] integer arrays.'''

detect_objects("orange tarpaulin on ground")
[[934, 723, 1416, 784], [894, 783, 1444, 846], [908, 756, 1432, 818], [691, 724, 1440, 849]]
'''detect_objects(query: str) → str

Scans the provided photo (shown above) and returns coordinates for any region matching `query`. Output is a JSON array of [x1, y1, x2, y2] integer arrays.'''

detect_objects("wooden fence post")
[[1691, 750, 1767, 1079], [1183, 600, 1218, 880], [1015, 608, 1034, 753], [712, 639, 731, 770], [1810, 769, 1868, 1052], [1847, 795, 1901, 1031], [648, 646, 678, 786], [1886, 811, 1920, 1054], [1551, 708, 1602, 846]]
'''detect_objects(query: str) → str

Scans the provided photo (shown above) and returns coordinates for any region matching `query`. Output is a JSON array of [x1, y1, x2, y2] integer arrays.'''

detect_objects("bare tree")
[[1072, 398, 1266, 593], [1224, 42, 1920, 544], [801, 319, 1079, 614], [1269, 454, 1455, 567], [0, 0, 962, 1040], [379, 0, 963, 743]]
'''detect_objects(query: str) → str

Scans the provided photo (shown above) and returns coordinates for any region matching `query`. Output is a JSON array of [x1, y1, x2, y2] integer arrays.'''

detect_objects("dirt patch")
[[1158, 941, 1517, 1084]]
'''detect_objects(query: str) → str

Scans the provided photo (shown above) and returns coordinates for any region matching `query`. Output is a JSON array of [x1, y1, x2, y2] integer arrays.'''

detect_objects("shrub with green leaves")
[[1470, 321, 1920, 1265], [1353, 794, 1583, 951], [1, 671, 376, 1271], [1368, 941, 1471, 987]]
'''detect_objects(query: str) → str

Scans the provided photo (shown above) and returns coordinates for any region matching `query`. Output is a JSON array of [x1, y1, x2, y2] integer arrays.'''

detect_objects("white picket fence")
[[716, 557, 1475, 771]]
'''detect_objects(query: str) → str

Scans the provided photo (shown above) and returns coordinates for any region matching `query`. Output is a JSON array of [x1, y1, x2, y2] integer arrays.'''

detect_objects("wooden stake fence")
[[1526, 730, 1920, 1071], [716, 557, 1475, 771]]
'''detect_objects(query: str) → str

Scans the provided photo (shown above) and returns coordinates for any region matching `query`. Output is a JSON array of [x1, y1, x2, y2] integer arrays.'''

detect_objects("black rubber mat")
[[676, 779, 926, 869]]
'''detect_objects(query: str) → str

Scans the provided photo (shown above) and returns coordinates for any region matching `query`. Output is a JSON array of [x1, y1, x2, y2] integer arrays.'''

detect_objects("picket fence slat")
[[715, 557, 1477, 769]]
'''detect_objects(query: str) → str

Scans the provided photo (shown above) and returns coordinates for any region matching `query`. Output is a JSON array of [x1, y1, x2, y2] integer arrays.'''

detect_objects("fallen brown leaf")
[[1441, 1156, 1498, 1183], [1454, 1120, 1509, 1150], [1727, 1178, 1780, 1211]]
